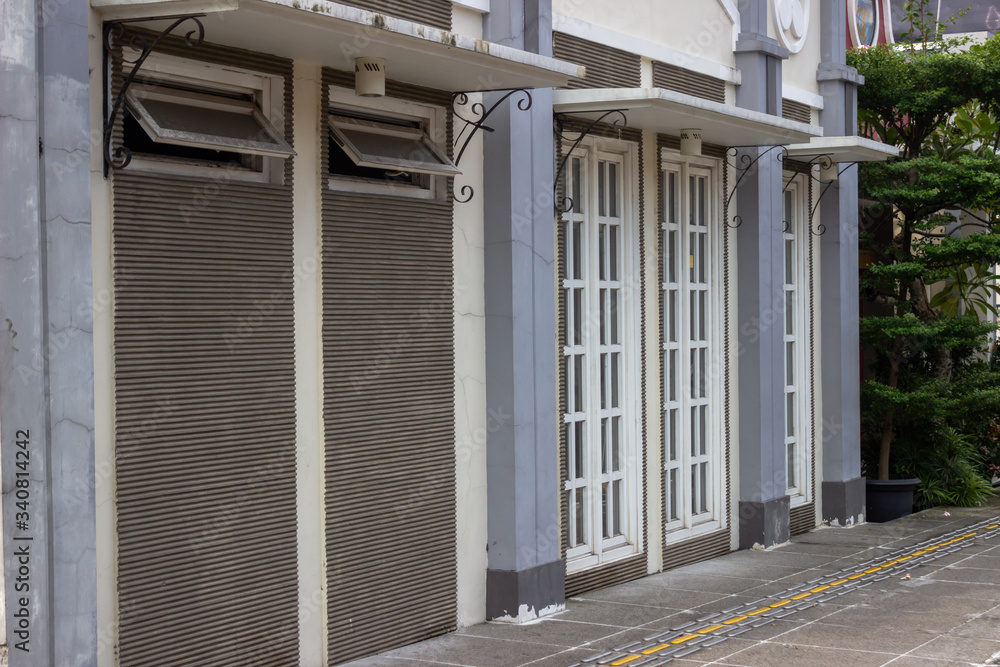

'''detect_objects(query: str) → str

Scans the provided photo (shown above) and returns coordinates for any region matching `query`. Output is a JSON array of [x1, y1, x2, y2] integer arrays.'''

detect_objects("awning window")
[[328, 115, 460, 177], [125, 86, 295, 158]]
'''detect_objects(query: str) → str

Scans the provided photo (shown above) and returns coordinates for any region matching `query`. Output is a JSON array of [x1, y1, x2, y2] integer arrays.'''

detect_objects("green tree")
[[849, 6, 1000, 503]]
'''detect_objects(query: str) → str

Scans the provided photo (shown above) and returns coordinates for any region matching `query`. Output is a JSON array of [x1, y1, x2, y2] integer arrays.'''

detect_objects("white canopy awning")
[[783, 136, 899, 162], [92, 0, 586, 91], [553, 88, 822, 146]]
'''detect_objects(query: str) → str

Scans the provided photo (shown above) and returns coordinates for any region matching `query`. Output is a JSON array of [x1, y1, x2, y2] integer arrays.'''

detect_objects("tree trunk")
[[879, 338, 902, 481]]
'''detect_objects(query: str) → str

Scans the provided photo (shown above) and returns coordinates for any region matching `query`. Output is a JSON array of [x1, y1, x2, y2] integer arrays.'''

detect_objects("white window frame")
[[327, 86, 451, 200], [782, 173, 813, 506], [120, 48, 288, 184], [561, 137, 643, 574], [661, 150, 726, 543], [328, 116, 459, 176]]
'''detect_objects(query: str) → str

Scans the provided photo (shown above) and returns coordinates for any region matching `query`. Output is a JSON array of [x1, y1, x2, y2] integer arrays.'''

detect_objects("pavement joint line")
[[563, 516, 1000, 666]]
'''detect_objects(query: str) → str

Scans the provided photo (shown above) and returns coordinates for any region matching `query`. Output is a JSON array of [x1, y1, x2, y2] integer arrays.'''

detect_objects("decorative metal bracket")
[[782, 154, 835, 193], [553, 110, 629, 213], [807, 162, 858, 236], [450, 89, 533, 203], [723, 145, 786, 229], [102, 14, 206, 177]]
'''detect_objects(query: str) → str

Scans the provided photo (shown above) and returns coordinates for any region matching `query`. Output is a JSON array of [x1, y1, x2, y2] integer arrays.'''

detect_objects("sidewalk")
[[348, 498, 1000, 667]]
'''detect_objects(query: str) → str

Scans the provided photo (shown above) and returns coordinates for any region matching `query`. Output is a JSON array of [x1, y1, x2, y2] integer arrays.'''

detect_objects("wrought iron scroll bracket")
[[782, 154, 835, 193], [723, 145, 786, 229], [553, 110, 629, 213], [807, 162, 858, 236], [102, 14, 207, 177], [450, 89, 533, 203]]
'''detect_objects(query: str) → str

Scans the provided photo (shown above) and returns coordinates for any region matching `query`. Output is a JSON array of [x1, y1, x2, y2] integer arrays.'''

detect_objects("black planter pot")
[[865, 478, 921, 523]]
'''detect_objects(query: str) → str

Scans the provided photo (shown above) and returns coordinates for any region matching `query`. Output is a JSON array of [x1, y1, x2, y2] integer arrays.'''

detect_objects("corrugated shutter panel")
[[338, 0, 451, 30], [652, 62, 726, 104], [662, 530, 730, 571], [782, 98, 812, 124], [553, 32, 641, 89], [558, 120, 648, 595], [112, 41, 298, 667], [790, 504, 816, 535], [322, 69, 456, 665]]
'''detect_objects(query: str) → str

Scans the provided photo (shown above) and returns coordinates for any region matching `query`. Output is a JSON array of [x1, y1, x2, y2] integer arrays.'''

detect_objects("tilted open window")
[[328, 115, 459, 177], [125, 86, 295, 158]]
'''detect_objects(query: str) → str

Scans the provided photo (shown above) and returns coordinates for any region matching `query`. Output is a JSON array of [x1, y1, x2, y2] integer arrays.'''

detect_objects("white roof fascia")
[[553, 88, 822, 146]]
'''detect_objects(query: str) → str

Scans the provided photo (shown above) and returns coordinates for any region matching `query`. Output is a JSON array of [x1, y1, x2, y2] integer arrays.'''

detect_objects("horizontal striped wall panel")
[[662, 530, 731, 572], [553, 32, 641, 89], [790, 503, 817, 536], [566, 554, 648, 598], [339, 0, 451, 30], [322, 186, 456, 664], [112, 170, 298, 667], [782, 98, 812, 124], [653, 61, 726, 104]]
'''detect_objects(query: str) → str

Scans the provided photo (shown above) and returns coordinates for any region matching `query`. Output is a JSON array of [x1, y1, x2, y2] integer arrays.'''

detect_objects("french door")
[[562, 142, 640, 571], [662, 155, 724, 539]]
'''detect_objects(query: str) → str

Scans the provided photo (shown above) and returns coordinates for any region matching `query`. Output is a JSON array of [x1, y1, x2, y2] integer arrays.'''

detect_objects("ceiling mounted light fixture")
[[680, 128, 703, 156], [355, 57, 386, 97]]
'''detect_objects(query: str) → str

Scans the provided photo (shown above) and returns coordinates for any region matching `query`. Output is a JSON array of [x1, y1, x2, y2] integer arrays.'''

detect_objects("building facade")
[[0, 0, 893, 665]]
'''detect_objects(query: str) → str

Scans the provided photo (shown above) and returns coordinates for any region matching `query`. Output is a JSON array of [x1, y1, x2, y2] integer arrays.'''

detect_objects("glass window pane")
[[699, 291, 707, 341], [574, 355, 584, 411], [668, 172, 676, 224], [785, 294, 794, 337], [669, 469, 678, 521], [669, 349, 677, 402], [602, 482, 609, 538], [610, 226, 619, 281], [690, 232, 696, 282], [599, 161, 606, 217], [698, 178, 706, 227], [787, 442, 796, 488], [691, 465, 697, 514], [690, 291, 697, 341], [600, 288, 607, 345], [611, 290, 620, 345], [613, 479, 622, 536], [786, 341, 795, 388], [785, 239, 794, 285], [612, 416, 621, 472], [699, 234, 706, 284], [599, 225, 607, 281], [699, 348, 707, 398], [609, 162, 618, 218], [668, 231, 677, 283], [574, 421, 584, 479], [700, 404, 707, 455], [611, 352, 620, 409], [690, 349, 697, 398], [600, 355, 607, 410], [689, 177, 696, 226], [575, 488, 585, 545], [572, 157, 582, 213], [787, 391, 795, 438], [572, 222, 583, 280], [784, 190, 793, 227], [601, 417, 609, 474], [573, 288, 583, 346], [700, 462, 708, 512], [669, 408, 677, 460], [691, 404, 698, 456], [669, 291, 678, 343]]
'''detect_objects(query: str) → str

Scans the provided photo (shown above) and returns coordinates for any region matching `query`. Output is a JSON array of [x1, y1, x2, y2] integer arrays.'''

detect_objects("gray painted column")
[[734, 0, 791, 549], [1, 0, 96, 663], [482, 0, 564, 620], [818, 0, 866, 524]]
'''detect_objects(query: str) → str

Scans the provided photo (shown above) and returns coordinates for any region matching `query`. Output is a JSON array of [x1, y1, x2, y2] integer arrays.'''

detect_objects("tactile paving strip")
[[566, 516, 1000, 666]]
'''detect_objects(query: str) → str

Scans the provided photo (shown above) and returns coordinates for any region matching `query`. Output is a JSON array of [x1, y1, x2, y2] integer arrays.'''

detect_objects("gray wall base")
[[486, 559, 566, 621], [822, 477, 866, 525], [739, 496, 790, 549]]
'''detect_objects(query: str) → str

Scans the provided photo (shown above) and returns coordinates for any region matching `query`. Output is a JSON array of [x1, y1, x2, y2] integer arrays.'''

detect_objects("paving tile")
[[517, 647, 606, 666], [949, 614, 1000, 641], [908, 635, 1000, 663], [552, 600, 681, 628], [924, 566, 1000, 585], [774, 621, 935, 654], [717, 641, 893, 666], [901, 580, 1000, 602], [342, 656, 464, 667], [879, 657, 982, 667], [818, 605, 988, 634], [576, 584, 725, 609], [639, 573, 776, 595], [456, 618, 626, 648], [379, 633, 561, 667]]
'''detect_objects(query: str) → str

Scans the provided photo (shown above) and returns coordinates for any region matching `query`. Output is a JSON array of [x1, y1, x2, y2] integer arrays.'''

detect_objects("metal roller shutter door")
[[111, 39, 299, 667], [321, 69, 457, 665]]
